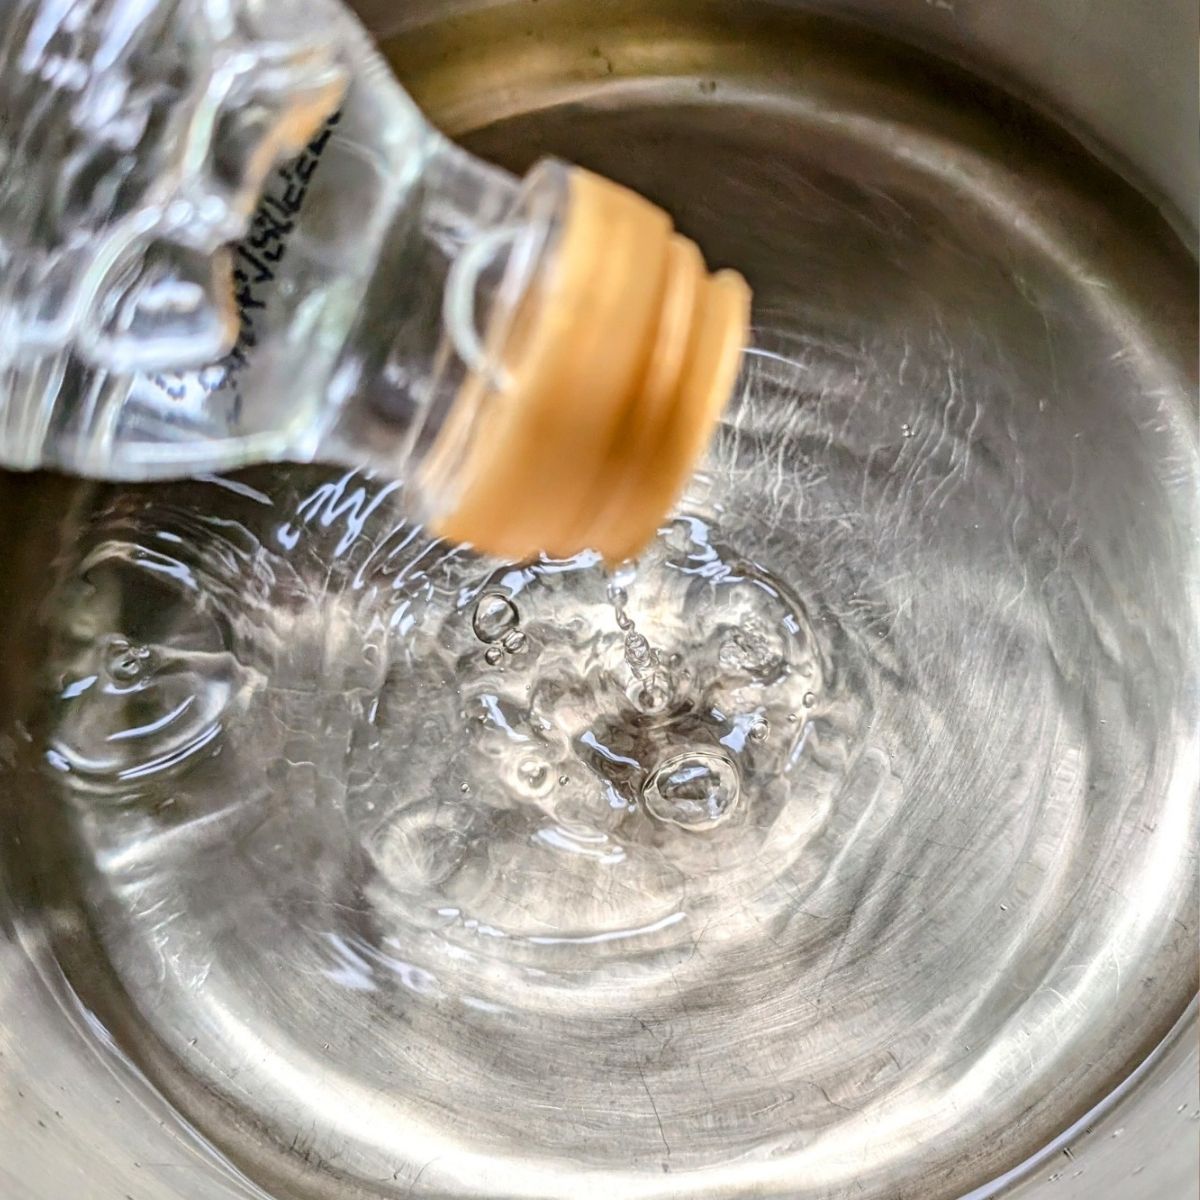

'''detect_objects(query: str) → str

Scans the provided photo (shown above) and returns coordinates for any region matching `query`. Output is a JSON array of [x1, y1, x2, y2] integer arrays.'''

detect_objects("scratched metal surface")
[[1, 3, 1197, 1199]]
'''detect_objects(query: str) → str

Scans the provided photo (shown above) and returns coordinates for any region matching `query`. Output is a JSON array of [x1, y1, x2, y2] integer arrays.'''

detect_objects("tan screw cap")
[[431, 165, 751, 562]]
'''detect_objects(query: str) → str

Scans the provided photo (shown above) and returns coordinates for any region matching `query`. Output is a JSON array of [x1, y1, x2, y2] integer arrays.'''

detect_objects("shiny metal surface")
[[2, 2, 1197, 1199]]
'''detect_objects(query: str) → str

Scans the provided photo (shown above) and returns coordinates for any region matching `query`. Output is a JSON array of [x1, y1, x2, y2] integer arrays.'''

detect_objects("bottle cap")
[[428, 164, 750, 562]]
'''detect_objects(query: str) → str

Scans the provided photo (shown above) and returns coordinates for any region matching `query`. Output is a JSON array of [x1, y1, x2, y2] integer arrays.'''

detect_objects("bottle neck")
[[327, 154, 753, 564]]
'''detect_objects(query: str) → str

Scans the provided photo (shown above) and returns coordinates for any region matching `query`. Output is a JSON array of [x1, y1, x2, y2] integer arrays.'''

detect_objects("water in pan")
[[27, 326, 1196, 1197], [18, 60, 1200, 1200]]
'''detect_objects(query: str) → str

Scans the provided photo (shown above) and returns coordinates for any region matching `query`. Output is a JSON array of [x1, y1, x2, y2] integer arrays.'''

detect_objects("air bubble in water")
[[472, 593, 519, 644], [803, 691, 816, 707], [624, 631, 652, 668], [643, 749, 740, 831], [484, 646, 503, 666], [103, 636, 155, 684], [502, 630, 527, 654], [518, 759, 548, 790], [749, 717, 770, 743], [635, 685, 664, 712]]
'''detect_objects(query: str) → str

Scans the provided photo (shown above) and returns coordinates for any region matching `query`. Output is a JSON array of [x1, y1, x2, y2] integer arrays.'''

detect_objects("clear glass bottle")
[[0, 0, 749, 560]]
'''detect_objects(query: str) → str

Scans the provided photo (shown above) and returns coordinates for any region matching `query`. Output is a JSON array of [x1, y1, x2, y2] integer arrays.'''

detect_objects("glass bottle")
[[0, 0, 749, 561]]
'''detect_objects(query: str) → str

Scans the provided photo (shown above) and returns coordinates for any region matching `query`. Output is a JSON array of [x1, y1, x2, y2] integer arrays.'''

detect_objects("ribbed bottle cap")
[[431, 166, 750, 562]]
